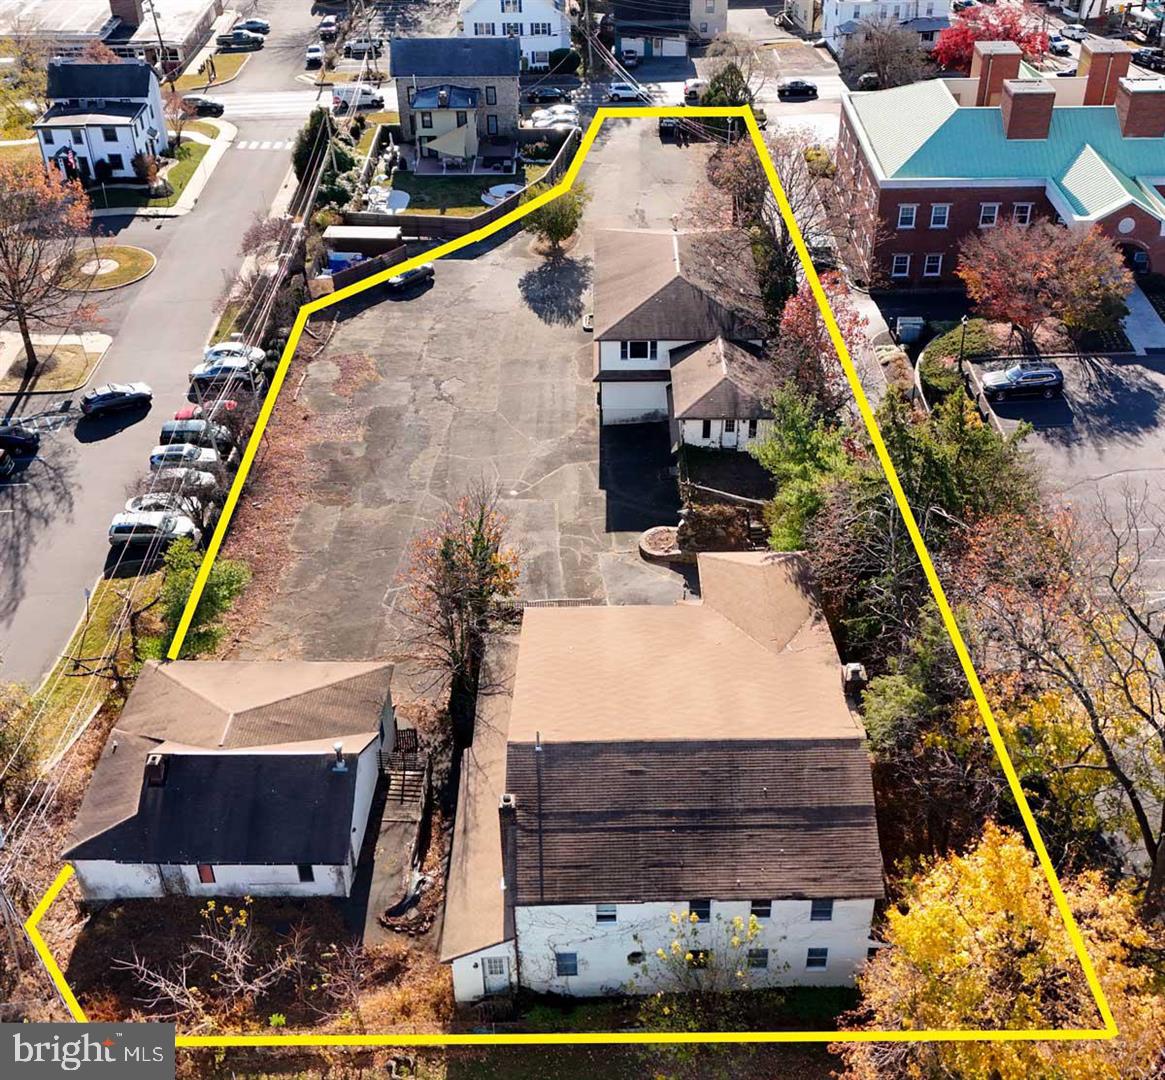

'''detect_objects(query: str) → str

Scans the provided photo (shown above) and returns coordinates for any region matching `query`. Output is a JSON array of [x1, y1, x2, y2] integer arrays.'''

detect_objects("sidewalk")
[[0, 331, 113, 395], [1122, 283, 1165, 356]]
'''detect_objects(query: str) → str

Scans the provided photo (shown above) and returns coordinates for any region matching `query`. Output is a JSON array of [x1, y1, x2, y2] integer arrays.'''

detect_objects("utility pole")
[[583, 0, 595, 79], [143, 0, 175, 91]]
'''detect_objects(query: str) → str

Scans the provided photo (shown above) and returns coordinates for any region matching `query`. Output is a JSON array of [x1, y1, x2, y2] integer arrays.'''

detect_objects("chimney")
[[331, 740, 348, 772], [1116, 77, 1165, 139], [499, 794, 518, 922], [144, 752, 168, 787], [438, 87, 448, 107], [109, 0, 144, 28], [971, 40, 1022, 107], [1079, 39, 1132, 106], [1001, 79, 1055, 139]]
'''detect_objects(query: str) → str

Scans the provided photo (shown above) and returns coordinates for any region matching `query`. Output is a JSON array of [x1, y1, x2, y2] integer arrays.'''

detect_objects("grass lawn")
[[180, 119, 220, 140], [63, 244, 155, 291], [87, 141, 210, 210], [29, 573, 162, 758], [355, 110, 400, 157], [0, 343, 103, 394], [0, 141, 38, 165], [172, 51, 249, 92], [210, 299, 244, 345], [390, 163, 544, 216]]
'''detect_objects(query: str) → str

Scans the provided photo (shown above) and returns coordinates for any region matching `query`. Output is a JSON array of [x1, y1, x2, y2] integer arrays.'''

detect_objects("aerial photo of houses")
[[0, 0, 1163, 1077]]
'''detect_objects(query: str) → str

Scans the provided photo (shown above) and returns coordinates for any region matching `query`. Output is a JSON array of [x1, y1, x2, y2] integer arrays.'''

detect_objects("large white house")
[[823, 0, 950, 57], [66, 661, 401, 901], [34, 57, 166, 183], [613, 0, 728, 58], [442, 552, 885, 1002], [457, 0, 571, 69]]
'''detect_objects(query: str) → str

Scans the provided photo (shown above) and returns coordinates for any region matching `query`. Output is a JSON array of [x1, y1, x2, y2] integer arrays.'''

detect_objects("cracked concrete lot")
[[226, 121, 713, 661]]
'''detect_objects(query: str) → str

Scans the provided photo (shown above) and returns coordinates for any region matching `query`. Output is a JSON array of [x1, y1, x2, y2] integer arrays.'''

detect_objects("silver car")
[[109, 510, 200, 547], [149, 443, 228, 472]]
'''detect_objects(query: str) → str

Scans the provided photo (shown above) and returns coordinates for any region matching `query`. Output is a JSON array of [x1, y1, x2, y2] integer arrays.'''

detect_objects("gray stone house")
[[389, 37, 521, 170]]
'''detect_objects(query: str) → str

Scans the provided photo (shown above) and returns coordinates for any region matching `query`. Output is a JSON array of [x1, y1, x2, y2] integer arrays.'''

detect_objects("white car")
[[153, 467, 221, 494], [608, 82, 651, 102], [126, 492, 205, 515], [531, 116, 580, 129], [531, 103, 579, 123], [204, 340, 265, 365], [109, 511, 200, 547], [149, 443, 226, 472], [1061, 23, 1088, 41], [305, 42, 325, 67]]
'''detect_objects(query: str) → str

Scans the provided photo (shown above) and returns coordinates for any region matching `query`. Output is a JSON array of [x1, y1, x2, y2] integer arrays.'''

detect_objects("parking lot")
[[222, 121, 711, 662]]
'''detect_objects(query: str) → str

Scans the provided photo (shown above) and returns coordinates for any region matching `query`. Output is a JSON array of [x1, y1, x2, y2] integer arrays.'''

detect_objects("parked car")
[[318, 15, 338, 41], [683, 78, 709, 101], [531, 104, 579, 123], [0, 449, 14, 479], [80, 382, 152, 416], [332, 84, 385, 112], [0, 424, 39, 455], [182, 94, 225, 117], [305, 42, 325, 67], [149, 443, 228, 472], [235, 18, 270, 34], [108, 510, 200, 547], [981, 360, 1064, 402], [1061, 23, 1088, 41], [173, 399, 237, 421], [1048, 37, 1071, 56], [386, 264, 435, 291], [189, 361, 263, 392], [778, 78, 818, 100], [608, 82, 651, 101], [158, 419, 234, 451], [1056, 66, 1077, 77], [525, 86, 571, 103], [1133, 47, 1165, 71], [204, 340, 265, 365], [125, 492, 205, 516], [621, 49, 639, 68], [216, 28, 264, 50], [153, 467, 221, 495], [344, 36, 383, 58], [531, 115, 579, 130]]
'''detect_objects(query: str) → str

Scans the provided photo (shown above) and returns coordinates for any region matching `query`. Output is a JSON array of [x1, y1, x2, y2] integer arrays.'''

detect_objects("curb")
[[0, 337, 113, 398], [172, 53, 251, 93], [67, 246, 157, 293]]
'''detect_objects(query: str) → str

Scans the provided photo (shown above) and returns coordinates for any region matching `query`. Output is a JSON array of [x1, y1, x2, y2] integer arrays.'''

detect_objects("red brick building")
[[836, 39, 1165, 288]]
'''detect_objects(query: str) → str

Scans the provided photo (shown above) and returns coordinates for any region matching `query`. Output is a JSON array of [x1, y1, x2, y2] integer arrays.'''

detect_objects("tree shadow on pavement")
[[518, 255, 593, 327], [1031, 355, 1165, 447]]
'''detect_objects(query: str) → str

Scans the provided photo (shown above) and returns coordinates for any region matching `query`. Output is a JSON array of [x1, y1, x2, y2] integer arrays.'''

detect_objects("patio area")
[[402, 136, 517, 176]]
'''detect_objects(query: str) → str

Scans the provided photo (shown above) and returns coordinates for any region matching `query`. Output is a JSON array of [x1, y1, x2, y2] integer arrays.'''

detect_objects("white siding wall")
[[620, 34, 689, 58], [689, 0, 729, 40], [450, 939, 518, 1001], [514, 898, 876, 996], [823, 0, 951, 55], [458, 0, 571, 65], [349, 739, 383, 866], [680, 417, 772, 451], [73, 860, 164, 900], [597, 339, 693, 371], [38, 123, 143, 179], [600, 381, 670, 424], [71, 860, 350, 900]]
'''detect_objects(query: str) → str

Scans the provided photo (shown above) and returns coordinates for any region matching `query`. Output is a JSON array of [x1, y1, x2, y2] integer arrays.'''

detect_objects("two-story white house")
[[592, 228, 767, 431], [613, 0, 728, 58], [65, 660, 405, 902], [457, 0, 571, 69], [34, 57, 166, 183], [823, 0, 950, 58], [441, 551, 885, 1001]]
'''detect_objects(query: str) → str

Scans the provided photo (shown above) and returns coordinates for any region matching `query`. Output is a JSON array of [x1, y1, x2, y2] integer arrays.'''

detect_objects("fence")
[[315, 245, 411, 294]]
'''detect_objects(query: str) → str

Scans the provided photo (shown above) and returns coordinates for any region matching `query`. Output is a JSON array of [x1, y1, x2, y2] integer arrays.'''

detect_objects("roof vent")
[[144, 753, 167, 787], [331, 740, 348, 772]]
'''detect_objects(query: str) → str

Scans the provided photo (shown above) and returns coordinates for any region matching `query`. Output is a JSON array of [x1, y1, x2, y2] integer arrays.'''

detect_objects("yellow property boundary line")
[[25, 106, 1118, 1049]]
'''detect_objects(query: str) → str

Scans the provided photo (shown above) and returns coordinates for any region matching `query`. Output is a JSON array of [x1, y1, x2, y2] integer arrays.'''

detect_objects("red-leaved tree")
[[934, 4, 1048, 70]]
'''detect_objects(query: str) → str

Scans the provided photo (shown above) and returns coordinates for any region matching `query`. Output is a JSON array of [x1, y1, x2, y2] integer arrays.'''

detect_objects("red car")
[[174, 400, 238, 421]]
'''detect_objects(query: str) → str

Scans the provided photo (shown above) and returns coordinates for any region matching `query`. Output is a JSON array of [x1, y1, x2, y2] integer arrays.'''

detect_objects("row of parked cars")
[[216, 17, 271, 53], [105, 340, 268, 550]]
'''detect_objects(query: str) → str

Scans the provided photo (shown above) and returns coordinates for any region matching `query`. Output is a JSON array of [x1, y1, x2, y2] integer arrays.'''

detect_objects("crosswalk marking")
[[235, 139, 292, 151]]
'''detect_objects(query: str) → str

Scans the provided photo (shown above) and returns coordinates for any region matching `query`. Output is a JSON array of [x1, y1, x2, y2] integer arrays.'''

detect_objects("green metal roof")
[[848, 79, 1165, 221]]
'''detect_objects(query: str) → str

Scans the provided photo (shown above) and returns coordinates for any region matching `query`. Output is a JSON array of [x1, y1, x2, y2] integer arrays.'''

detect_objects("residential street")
[[0, 2, 319, 687]]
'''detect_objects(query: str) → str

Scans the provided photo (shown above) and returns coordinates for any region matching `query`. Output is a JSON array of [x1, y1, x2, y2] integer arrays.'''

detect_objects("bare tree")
[[706, 32, 769, 101], [163, 89, 197, 150], [840, 17, 928, 89]]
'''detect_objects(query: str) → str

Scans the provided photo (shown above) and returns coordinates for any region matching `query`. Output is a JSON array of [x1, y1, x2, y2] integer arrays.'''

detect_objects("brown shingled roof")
[[670, 338, 775, 420]]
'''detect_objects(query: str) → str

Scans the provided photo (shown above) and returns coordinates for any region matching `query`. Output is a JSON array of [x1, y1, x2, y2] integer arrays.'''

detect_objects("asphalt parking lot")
[[225, 122, 710, 662]]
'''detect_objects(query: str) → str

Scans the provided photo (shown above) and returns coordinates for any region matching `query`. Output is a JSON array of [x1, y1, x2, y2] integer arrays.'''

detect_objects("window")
[[806, 947, 829, 969], [929, 203, 950, 229], [407, 85, 416, 104], [979, 202, 1000, 227], [297, 864, 315, 882], [700, 20, 708, 31], [810, 898, 834, 921], [474, 22, 495, 35], [750, 899, 771, 919], [421, 111, 433, 129], [502, 0, 523, 10], [485, 956, 506, 976], [923, 253, 943, 278], [101, 126, 117, 141], [197, 864, 215, 884], [503, 21, 522, 34], [689, 899, 711, 922], [596, 903, 617, 923], [747, 948, 769, 969], [724, 418, 736, 433], [747, 418, 758, 439], [486, 85, 497, 105], [487, 114, 498, 135], [706, 0, 716, 10], [891, 253, 911, 278], [107, 153, 124, 171], [456, 110, 468, 126], [71, 129, 83, 145], [530, 21, 553, 34], [1012, 202, 1033, 226], [896, 203, 917, 229], [701, 419, 712, 439], [621, 340, 657, 360], [42, 129, 54, 145], [533, 51, 550, 65], [555, 951, 578, 977]]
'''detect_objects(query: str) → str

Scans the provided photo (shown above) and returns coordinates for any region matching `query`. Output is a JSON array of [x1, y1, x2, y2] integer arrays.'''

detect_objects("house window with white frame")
[[896, 203, 917, 229], [555, 951, 578, 976], [474, 21, 496, 34], [810, 898, 835, 921], [421, 111, 433, 129], [747, 948, 769, 969], [689, 898, 711, 922], [750, 899, 771, 919], [529, 21, 553, 34], [891, 253, 911, 278], [620, 341, 658, 360], [501, 0, 523, 10], [923, 253, 943, 278], [806, 947, 829, 969], [1012, 202, 1033, 226], [533, 50, 550, 64], [979, 202, 1000, 227], [42, 129, 54, 145], [701, 419, 712, 439], [487, 114, 498, 134], [595, 903, 617, 923], [486, 85, 497, 105], [502, 21, 522, 34], [706, 0, 716, 10], [930, 203, 950, 228]]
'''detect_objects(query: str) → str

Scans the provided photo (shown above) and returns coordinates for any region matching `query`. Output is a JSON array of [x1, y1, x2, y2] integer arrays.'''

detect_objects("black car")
[[525, 86, 570, 103], [0, 424, 39, 454], [80, 382, 153, 416], [981, 361, 1064, 402], [182, 94, 225, 117], [777, 79, 818, 100], [1134, 48, 1165, 71], [235, 18, 271, 34]]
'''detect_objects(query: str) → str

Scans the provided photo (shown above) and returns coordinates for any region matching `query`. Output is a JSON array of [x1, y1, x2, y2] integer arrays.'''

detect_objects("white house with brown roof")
[[670, 337, 775, 452], [66, 661, 400, 902], [592, 229, 766, 427], [441, 552, 884, 1001]]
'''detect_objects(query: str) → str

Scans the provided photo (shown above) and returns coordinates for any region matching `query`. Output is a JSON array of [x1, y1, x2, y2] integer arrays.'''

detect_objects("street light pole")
[[143, 0, 175, 91]]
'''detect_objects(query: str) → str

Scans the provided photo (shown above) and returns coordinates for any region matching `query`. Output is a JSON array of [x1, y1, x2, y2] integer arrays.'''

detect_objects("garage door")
[[600, 381, 669, 425]]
